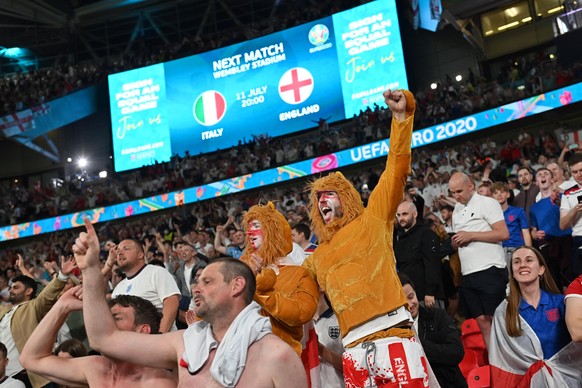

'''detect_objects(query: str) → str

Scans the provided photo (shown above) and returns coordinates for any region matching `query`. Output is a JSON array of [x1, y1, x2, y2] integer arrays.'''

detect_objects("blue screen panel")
[[108, 0, 408, 172]]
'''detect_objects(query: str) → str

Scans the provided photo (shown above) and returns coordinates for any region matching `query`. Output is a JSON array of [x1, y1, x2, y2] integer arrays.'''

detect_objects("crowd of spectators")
[[2, 2, 582, 386], [0, 113, 576, 283], [3, 52, 582, 228], [2, 0, 582, 229], [1, 79, 582, 387]]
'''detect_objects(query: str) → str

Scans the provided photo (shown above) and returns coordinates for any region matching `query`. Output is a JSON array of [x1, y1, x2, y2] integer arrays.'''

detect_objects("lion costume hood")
[[309, 171, 364, 244], [240, 202, 293, 267]]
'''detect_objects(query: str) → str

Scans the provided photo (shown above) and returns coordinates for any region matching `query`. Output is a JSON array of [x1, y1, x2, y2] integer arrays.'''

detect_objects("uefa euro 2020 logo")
[[308, 24, 329, 46]]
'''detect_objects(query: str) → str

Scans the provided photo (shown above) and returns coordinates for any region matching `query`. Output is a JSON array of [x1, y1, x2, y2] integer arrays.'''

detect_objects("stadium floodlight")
[[78, 157, 88, 168]]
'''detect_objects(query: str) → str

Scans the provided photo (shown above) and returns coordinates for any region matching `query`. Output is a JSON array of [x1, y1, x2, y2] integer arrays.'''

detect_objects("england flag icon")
[[278, 67, 314, 105]]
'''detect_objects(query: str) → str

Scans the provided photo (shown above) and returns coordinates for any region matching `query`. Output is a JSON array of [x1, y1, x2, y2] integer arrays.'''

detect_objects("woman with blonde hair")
[[489, 246, 581, 387]]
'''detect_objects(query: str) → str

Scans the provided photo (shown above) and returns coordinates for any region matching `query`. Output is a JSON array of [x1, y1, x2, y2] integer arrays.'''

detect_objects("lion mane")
[[240, 202, 292, 267], [308, 171, 364, 244]]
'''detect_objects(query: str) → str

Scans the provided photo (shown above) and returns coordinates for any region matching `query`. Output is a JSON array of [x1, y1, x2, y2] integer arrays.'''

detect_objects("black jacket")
[[418, 306, 467, 388], [394, 223, 444, 300]]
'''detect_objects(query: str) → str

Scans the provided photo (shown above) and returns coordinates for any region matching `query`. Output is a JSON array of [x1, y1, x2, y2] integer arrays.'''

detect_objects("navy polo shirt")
[[519, 289, 570, 359]]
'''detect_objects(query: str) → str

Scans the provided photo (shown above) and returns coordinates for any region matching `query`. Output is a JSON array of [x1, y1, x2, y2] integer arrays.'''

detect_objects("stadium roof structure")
[[0, 0, 276, 69], [0, 0, 518, 67]]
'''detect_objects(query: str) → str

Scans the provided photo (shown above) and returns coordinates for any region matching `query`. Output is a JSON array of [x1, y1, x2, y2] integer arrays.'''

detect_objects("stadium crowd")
[[2, 53, 582, 228], [0, 87, 580, 387], [1, 0, 582, 386]]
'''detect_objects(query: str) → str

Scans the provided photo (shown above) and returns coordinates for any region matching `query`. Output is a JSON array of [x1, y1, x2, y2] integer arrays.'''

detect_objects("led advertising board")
[[5, 82, 580, 242]]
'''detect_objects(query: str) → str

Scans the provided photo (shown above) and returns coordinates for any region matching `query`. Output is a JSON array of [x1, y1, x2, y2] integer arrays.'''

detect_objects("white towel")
[[182, 301, 272, 387]]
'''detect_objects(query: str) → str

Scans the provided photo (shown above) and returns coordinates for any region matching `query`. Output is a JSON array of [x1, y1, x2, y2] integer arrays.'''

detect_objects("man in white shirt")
[[559, 153, 582, 280], [112, 239, 180, 333], [449, 172, 509, 350]]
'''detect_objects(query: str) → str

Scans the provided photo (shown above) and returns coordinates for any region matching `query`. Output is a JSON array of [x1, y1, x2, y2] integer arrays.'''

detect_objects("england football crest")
[[328, 325, 340, 339], [546, 308, 559, 322]]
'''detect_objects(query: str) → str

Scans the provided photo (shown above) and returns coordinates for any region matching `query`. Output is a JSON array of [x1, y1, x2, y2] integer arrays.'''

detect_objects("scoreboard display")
[[108, 0, 407, 172]]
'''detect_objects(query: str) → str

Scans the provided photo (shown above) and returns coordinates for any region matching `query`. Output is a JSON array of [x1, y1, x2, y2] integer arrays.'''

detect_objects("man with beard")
[[303, 90, 436, 387], [241, 202, 319, 356], [0, 258, 75, 388], [74, 218, 306, 387], [514, 166, 539, 222], [111, 239, 180, 332], [394, 201, 444, 309]]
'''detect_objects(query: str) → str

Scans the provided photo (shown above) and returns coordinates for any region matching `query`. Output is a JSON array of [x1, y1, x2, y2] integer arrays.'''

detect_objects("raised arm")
[[73, 218, 181, 370], [214, 225, 229, 255], [16, 254, 34, 278], [101, 244, 118, 278], [366, 90, 415, 221], [20, 286, 91, 387]]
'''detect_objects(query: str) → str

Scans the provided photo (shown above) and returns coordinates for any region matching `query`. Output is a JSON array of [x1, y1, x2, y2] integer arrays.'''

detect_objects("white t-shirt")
[[314, 310, 345, 388], [452, 193, 506, 275], [560, 184, 582, 236], [112, 264, 180, 314], [280, 243, 306, 266]]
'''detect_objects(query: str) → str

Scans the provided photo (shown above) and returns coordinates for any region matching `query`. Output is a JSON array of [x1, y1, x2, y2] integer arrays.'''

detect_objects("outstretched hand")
[[72, 218, 101, 271], [60, 254, 78, 276], [16, 254, 26, 270]]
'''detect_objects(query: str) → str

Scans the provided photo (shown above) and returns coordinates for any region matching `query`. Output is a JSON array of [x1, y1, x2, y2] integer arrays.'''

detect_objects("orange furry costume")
[[303, 90, 416, 345], [241, 202, 319, 355]]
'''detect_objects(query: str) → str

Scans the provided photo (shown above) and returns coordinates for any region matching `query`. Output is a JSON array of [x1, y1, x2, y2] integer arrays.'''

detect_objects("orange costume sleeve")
[[303, 90, 415, 340], [241, 202, 319, 355], [254, 266, 319, 355]]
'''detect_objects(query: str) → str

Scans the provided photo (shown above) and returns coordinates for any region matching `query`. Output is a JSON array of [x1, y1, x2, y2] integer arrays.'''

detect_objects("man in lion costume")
[[303, 90, 436, 387], [241, 202, 319, 356]]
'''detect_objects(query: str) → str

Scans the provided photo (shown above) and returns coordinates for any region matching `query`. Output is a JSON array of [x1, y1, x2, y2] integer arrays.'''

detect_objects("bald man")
[[448, 172, 509, 350], [394, 201, 444, 309]]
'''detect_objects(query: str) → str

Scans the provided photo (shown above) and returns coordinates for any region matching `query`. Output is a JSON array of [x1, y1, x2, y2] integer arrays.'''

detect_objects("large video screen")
[[108, 0, 407, 172]]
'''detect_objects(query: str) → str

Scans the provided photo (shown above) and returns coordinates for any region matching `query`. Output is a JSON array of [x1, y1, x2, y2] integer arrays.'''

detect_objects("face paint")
[[317, 191, 343, 224], [247, 220, 264, 249]]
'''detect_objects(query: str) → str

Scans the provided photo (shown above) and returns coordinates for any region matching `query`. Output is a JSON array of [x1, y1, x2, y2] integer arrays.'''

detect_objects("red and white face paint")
[[247, 220, 264, 250], [317, 191, 343, 224]]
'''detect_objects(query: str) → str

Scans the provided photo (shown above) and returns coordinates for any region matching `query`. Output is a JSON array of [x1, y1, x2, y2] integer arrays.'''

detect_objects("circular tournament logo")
[[193, 90, 227, 126], [308, 24, 329, 46]]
